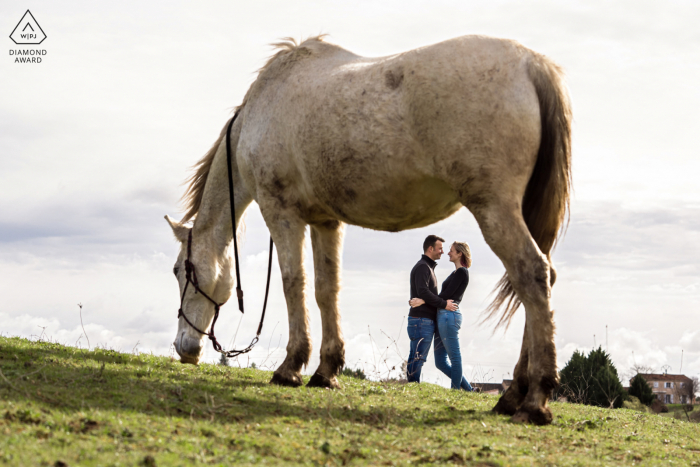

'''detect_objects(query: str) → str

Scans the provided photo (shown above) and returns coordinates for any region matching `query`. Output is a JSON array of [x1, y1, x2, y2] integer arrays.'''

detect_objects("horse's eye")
[[173, 267, 180, 276]]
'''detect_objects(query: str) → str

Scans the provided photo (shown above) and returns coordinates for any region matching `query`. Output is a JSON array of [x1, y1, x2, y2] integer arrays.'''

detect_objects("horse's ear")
[[164, 215, 190, 243]]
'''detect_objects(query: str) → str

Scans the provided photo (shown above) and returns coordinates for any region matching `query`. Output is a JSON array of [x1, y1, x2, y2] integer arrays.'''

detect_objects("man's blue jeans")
[[434, 309, 473, 391], [406, 317, 434, 382]]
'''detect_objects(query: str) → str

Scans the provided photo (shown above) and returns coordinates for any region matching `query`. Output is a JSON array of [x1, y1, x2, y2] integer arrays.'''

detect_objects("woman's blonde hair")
[[452, 241, 472, 268]]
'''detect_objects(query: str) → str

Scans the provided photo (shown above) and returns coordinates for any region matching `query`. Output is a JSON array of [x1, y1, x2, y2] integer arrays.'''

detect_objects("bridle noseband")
[[177, 229, 231, 352], [177, 112, 273, 359]]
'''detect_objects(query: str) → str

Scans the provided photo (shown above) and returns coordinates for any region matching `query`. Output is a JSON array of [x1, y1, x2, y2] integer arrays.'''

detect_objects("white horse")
[[166, 35, 572, 425]]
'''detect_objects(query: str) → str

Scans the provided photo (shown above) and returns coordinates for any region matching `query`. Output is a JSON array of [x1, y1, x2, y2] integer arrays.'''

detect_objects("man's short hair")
[[423, 235, 445, 253]]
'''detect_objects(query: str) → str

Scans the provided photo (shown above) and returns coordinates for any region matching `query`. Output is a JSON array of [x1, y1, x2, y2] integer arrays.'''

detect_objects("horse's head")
[[165, 215, 234, 364]]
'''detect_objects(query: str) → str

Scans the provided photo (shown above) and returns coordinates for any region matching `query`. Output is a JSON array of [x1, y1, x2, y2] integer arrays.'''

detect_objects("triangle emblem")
[[10, 10, 46, 45]]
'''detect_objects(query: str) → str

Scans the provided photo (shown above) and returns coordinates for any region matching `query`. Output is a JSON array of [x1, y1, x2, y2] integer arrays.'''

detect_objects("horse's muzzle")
[[174, 332, 202, 364]]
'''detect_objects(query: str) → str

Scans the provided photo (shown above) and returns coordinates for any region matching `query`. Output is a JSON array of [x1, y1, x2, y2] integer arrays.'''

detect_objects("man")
[[406, 235, 458, 382]]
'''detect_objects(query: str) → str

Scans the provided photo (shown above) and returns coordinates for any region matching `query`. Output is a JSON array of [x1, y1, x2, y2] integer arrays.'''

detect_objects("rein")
[[177, 112, 274, 358]]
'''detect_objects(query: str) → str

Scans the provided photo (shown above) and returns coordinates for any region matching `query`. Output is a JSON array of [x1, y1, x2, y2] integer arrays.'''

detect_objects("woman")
[[410, 242, 473, 391]]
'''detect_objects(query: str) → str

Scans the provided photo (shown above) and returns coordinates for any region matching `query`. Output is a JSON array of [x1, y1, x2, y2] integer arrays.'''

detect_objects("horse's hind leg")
[[493, 261, 558, 414], [307, 221, 346, 388], [492, 320, 529, 415], [472, 202, 558, 425], [261, 205, 311, 387]]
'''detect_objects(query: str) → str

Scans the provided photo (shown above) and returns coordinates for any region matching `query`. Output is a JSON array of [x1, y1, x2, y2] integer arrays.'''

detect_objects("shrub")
[[651, 399, 669, 413], [628, 373, 655, 406], [341, 367, 366, 380], [556, 347, 627, 408], [622, 396, 650, 413], [690, 409, 700, 423]]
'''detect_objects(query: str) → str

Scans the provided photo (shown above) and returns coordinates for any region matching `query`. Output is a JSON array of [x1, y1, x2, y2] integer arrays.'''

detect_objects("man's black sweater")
[[409, 255, 448, 321]]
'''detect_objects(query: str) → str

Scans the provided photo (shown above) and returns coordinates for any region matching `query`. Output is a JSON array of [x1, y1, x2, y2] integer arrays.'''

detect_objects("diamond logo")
[[10, 10, 46, 45]]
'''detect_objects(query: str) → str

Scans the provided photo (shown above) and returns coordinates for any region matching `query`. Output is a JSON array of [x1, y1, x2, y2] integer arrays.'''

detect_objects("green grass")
[[0, 336, 699, 466], [666, 404, 696, 412]]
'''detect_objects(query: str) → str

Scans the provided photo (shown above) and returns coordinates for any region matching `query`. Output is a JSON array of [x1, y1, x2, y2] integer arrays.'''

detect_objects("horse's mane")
[[180, 35, 328, 222], [180, 120, 231, 223]]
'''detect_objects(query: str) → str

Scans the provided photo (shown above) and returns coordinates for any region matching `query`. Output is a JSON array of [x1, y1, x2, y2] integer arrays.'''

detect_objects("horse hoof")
[[492, 396, 519, 416], [270, 372, 303, 387], [511, 406, 553, 425], [306, 373, 341, 389]]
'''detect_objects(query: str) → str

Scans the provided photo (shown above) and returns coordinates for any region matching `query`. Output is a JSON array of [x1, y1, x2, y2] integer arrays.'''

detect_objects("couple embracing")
[[407, 235, 474, 391]]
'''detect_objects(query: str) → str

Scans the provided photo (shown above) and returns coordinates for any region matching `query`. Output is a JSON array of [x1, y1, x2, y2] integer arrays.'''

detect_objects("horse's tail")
[[485, 52, 573, 330]]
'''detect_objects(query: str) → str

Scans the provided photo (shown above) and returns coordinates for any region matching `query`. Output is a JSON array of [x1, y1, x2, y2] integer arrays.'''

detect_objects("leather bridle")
[[177, 112, 273, 358]]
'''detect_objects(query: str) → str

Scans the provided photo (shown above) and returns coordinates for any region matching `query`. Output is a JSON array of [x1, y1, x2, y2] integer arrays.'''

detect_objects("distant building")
[[471, 383, 503, 394], [472, 379, 512, 395], [502, 379, 512, 391], [471, 379, 569, 401], [633, 374, 693, 404]]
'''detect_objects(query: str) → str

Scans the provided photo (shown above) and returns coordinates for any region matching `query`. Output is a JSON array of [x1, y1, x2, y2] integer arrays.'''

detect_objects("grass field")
[[0, 336, 699, 466]]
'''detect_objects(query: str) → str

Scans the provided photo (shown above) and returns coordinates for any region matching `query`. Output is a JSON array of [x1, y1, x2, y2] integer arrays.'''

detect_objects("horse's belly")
[[312, 175, 461, 232]]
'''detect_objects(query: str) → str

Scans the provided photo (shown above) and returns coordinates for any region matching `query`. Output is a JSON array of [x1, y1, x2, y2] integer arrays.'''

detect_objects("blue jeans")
[[434, 309, 473, 391], [406, 317, 434, 382]]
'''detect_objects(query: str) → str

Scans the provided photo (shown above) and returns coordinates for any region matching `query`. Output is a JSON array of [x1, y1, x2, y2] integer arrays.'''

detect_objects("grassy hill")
[[0, 336, 698, 466]]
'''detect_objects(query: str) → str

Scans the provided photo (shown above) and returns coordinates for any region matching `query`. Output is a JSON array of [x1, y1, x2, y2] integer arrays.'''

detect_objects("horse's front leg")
[[261, 203, 311, 387], [307, 220, 346, 388]]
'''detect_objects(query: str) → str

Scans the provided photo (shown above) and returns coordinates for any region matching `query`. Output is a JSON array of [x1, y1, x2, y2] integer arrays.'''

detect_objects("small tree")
[[629, 374, 655, 406], [340, 366, 366, 380], [557, 347, 627, 408], [218, 353, 229, 367], [673, 376, 698, 407], [557, 350, 591, 404], [626, 363, 655, 384], [686, 376, 699, 405], [630, 363, 655, 375]]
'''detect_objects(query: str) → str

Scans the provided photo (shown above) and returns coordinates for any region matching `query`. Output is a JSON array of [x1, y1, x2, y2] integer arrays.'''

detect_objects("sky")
[[1, 0, 699, 388]]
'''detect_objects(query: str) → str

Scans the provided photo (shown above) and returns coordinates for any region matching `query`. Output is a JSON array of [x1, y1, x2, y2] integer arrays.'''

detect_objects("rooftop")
[[637, 373, 691, 383]]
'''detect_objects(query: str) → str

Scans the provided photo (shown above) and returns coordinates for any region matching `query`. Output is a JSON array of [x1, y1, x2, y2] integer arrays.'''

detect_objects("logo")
[[10, 10, 46, 45], [9, 10, 47, 63]]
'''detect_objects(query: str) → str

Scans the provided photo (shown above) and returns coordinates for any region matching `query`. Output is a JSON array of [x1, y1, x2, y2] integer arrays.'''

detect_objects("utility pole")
[[593, 334, 596, 348], [606, 325, 608, 352], [680, 350, 683, 373]]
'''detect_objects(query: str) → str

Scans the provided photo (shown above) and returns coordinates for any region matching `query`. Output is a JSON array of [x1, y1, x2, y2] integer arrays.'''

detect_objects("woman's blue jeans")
[[434, 309, 473, 391], [406, 317, 434, 382]]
